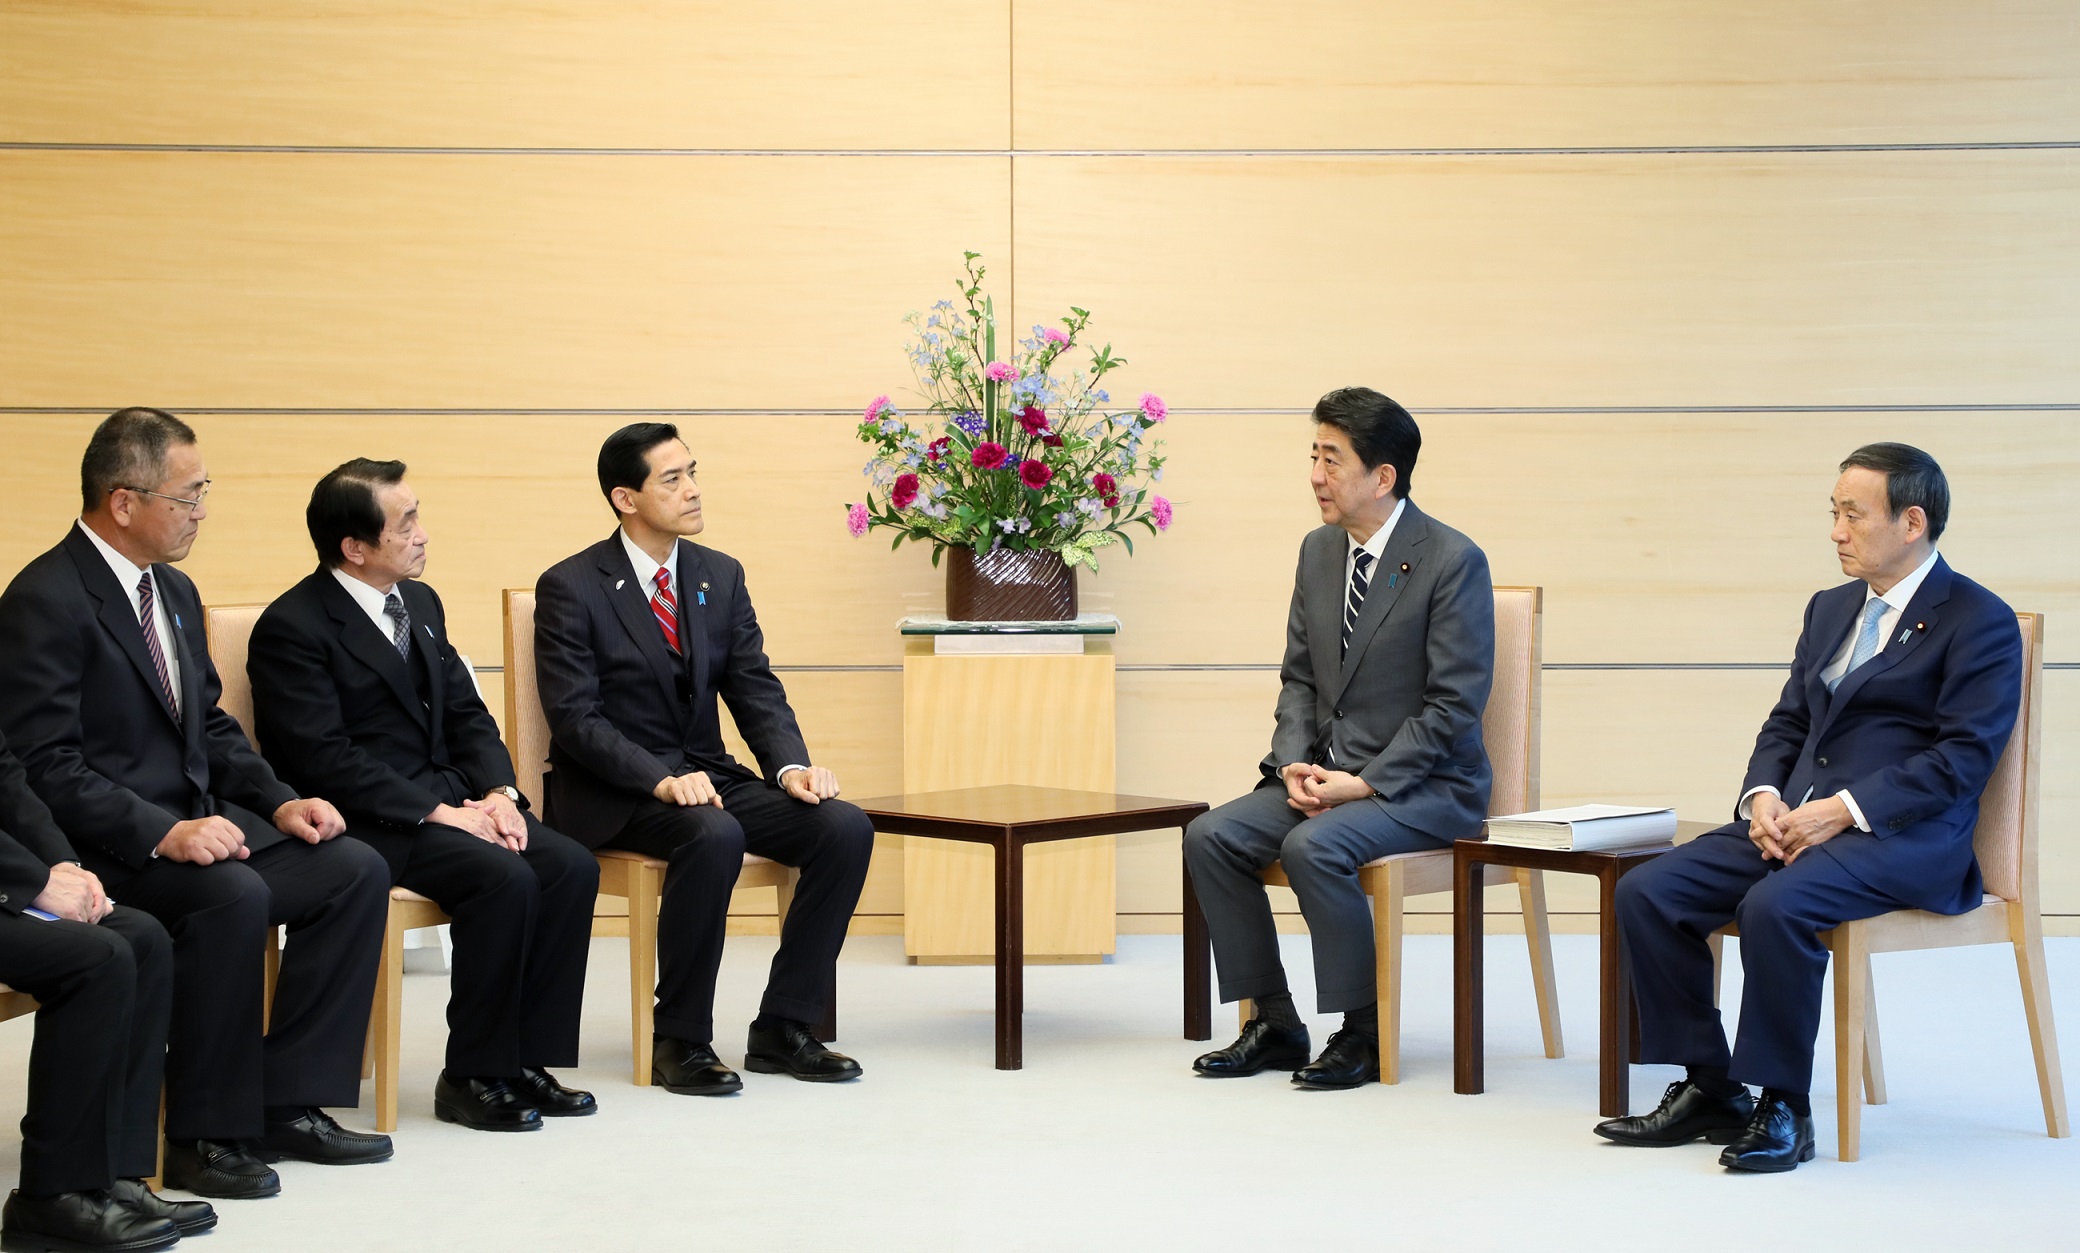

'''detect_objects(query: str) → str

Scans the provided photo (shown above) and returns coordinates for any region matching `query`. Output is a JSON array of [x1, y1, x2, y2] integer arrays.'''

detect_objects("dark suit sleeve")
[[1739, 592, 1824, 812], [423, 587, 520, 801], [1355, 539, 1495, 800], [1264, 546, 1320, 776], [534, 564, 679, 793], [0, 736, 77, 916], [247, 604, 447, 828], [713, 562, 810, 778], [1846, 600, 2023, 838], [0, 582, 185, 867], [0, 828, 53, 919]]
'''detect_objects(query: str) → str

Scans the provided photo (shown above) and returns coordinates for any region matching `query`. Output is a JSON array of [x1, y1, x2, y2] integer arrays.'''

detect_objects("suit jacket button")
[[1334, 709, 1345, 719], [1817, 756, 1829, 767]]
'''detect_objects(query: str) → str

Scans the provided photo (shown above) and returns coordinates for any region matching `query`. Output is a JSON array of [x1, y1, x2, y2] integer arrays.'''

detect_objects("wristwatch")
[[485, 786, 521, 804]]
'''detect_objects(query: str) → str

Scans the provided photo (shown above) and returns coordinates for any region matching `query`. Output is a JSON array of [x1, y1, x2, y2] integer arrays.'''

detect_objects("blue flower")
[[952, 412, 985, 436]]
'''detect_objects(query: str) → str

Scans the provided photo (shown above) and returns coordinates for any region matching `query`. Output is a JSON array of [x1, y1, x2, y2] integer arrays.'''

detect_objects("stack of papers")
[[1483, 804, 1678, 853]]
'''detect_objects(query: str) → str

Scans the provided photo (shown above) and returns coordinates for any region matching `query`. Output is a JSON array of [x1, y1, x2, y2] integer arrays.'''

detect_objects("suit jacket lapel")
[[596, 536, 685, 721], [63, 531, 180, 729], [318, 571, 427, 730], [1818, 558, 1952, 734], [160, 579, 206, 738], [675, 540, 712, 695], [1304, 531, 1344, 699], [405, 582, 445, 741], [1332, 503, 1430, 702]]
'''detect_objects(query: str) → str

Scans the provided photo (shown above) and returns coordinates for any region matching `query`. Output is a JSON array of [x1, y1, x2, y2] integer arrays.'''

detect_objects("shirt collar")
[[619, 527, 677, 593], [329, 565, 398, 620], [75, 518, 149, 591], [1868, 547, 1940, 612], [1348, 496, 1408, 564]]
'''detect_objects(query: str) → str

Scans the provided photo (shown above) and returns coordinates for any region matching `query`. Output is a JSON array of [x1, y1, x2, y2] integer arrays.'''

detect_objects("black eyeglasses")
[[116, 481, 212, 514]]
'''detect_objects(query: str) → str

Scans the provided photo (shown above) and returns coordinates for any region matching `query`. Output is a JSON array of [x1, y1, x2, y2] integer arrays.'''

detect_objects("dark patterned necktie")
[[136, 573, 179, 715], [383, 591, 411, 659], [1342, 550, 1375, 655]]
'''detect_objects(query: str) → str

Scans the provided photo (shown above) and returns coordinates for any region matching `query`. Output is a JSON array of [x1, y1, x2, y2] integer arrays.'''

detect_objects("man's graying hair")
[[1840, 442, 1950, 543], [80, 407, 197, 514]]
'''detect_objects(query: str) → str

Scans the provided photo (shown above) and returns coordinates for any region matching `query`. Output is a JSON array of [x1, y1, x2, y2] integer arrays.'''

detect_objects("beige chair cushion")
[[1968, 612, 2040, 904], [204, 604, 267, 746]]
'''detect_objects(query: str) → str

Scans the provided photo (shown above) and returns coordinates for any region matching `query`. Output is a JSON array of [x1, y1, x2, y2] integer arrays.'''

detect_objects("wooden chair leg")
[[1831, 924, 1869, 1162], [1707, 931, 1724, 1008], [1514, 868, 1564, 1061], [261, 927, 281, 1033], [1861, 960, 1887, 1105], [1374, 861, 1406, 1084], [628, 865, 660, 1086], [148, 1087, 165, 1192], [1237, 998, 1252, 1032], [373, 904, 407, 1132], [2011, 902, 2071, 1138]]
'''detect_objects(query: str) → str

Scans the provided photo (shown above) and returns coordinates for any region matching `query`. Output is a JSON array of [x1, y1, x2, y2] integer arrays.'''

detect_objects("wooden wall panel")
[[0, 153, 1009, 410], [0, 1, 1008, 149], [1011, 153, 2080, 410], [1013, 1, 2080, 149]]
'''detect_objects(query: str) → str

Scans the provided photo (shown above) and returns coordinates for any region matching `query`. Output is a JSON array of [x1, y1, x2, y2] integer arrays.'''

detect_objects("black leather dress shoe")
[[434, 1072, 542, 1132], [1193, 1017, 1312, 1077], [652, 1036, 744, 1096], [1594, 1080, 1756, 1147], [514, 1067, 597, 1117], [258, 1109, 393, 1165], [1292, 1029, 1380, 1090], [2, 1188, 180, 1252], [162, 1139, 280, 1200], [1719, 1095, 1817, 1173], [110, 1179, 215, 1236], [744, 1019, 863, 1082]]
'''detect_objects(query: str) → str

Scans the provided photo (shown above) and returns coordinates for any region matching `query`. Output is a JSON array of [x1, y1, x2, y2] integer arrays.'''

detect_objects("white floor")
[[2, 932, 2074, 1252]]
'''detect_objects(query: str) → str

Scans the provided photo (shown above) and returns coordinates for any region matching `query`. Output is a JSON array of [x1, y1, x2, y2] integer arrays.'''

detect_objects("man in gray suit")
[[1185, 388, 1495, 1089]]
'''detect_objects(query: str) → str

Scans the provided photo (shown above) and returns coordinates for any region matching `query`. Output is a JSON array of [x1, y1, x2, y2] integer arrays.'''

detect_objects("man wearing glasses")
[[0, 409, 394, 1201]]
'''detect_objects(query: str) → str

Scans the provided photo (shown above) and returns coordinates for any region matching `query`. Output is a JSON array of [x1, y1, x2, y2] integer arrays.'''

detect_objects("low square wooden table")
[[1452, 819, 1716, 1117], [852, 785, 1209, 1070]]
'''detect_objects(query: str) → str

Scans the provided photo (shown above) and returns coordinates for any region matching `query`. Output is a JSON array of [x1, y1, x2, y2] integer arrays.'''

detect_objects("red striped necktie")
[[651, 567, 681, 654]]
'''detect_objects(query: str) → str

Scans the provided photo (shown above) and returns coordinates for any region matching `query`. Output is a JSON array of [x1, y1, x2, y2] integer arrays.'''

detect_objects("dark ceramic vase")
[[943, 546, 1078, 621]]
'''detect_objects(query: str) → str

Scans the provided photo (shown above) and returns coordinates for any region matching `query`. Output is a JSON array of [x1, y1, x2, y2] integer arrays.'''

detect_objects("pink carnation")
[[845, 502, 870, 538], [1090, 472, 1117, 498], [1139, 393, 1167, 423], [1151, 495, 1173, 531], [1042, 327, 1070, 345], [970, 442, 1009, 470], [1019, 460, 1054, 490], [983, 361, 1019, 383], [890, 473, 920, 509], [926, 436, 951, 462], [1016, 405, 1050, 435], [864, 395, 891, 422]]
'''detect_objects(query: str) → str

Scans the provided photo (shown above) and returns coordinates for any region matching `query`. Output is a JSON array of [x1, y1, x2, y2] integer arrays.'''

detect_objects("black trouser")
[[96, 820, 389, 1140], [605, 779, 872, 1045], [351, 815, 598, 1076], [0, 906, 171, 1196]]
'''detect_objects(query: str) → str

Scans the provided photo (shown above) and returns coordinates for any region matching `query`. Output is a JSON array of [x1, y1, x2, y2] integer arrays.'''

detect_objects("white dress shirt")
[[76, 519, 181, 711], [330, 566, 406, 645], [1345, 496, 1408, 606], [1738, 547, 1942, 833], [618, 527, 805, 786]]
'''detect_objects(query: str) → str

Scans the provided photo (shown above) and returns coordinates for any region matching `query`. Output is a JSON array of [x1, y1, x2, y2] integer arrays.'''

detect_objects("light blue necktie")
[[1827, 598, 1889, 693]]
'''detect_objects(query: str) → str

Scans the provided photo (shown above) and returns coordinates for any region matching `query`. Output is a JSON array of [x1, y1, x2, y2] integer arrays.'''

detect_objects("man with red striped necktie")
[[534, 423, 873, 1095]]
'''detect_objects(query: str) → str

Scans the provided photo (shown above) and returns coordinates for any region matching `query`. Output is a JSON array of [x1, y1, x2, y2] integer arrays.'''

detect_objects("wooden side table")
[[855, 785, 1208, 1069], [1452, 820, 1714, 1116]]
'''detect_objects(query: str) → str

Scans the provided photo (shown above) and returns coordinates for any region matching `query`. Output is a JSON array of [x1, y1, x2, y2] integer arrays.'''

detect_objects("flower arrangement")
[[847, 252, 1171, 571]]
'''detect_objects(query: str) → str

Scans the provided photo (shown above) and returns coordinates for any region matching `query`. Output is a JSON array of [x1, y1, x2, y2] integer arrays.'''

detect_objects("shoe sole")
[[172, 1215, 218, 1236], [159, 1175, 281, 1202], [1721, 1143, 1818, 1173], [534, 1104, 598, 1117], [252, 1146, 395, 1165], [651, 1072, 743, 1096], [2, 1230, 181, 1253], [742, 1055, 861, 1082], [1593, 1126, 1748, 1148], [434, 1103, 542, 1132], [1290, 1074, 1378, 1090], [1192, 1054, 1312, 1078]]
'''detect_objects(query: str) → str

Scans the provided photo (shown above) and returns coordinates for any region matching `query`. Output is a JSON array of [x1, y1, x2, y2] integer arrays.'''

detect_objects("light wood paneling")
[[0, 153, 1008, 410], [901, 649, 1117, 958], [1012, 153, 2080, 410], [0, 1, 1008, 149], [1013, 1, 2080, 149]]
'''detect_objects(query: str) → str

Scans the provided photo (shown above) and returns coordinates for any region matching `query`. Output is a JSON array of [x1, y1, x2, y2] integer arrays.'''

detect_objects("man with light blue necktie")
[[1596, 443, 2023, 1173]]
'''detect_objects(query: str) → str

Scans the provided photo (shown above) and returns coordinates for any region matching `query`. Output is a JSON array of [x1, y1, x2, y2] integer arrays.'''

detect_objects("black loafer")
[[1, 1188, 180, 1252], [162, 1139, 281, 1200], [652, 1036, 744, 1096], [434, 1072, 542, 1132], [1292, 1028, 1379, 1090], [1720, 1095, 1817, 1173], [259, 1108, 394, 1165], [514, 1067, 597, 1117], [1595, 1080, 1756, 1147], [744, 1019, 863, 1082], [1193, 1017, 1312, 1077], [110, 1179, 215, 1236]]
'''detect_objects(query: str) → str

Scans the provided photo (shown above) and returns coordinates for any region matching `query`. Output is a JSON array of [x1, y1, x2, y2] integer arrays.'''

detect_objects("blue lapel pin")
[[1898, 628, 1911, 644], [698, 581, 708, 606], [173, 612, 182, 629]]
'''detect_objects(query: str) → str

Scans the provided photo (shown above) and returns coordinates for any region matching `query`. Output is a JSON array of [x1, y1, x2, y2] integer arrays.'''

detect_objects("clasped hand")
[[1281, 763, 1373, 816], [1747, 792, 1853, 865], [34, 862, 113, 923], [428, 792, 528, 851]]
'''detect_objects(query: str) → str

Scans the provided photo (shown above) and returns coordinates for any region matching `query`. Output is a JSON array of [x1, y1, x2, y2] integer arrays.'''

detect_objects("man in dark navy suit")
[[534, 423, 872, 1095], [248, 459, 600, 1132], [0, 409, 393, 1201], [1597, 443, 2022, 1172]]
